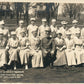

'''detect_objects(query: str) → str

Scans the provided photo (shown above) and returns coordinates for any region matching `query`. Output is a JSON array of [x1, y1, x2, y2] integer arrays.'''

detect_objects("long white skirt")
[[0, 49, 7, 67], [19, 49, 30, 65], [74, 49, 82, 65], [65, 49, 76, 66], [30, 50, 44, 68], [8, 48, 18, 65], [80, 49, 84, 63]]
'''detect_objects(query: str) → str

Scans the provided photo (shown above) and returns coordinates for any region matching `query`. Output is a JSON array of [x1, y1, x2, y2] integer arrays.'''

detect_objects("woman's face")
[[57, 33, 62, 38], [52, 22, 56, 26], [11, 35, 16, 39], [66, 34, 71, 39], [19, 23, 24, 28]]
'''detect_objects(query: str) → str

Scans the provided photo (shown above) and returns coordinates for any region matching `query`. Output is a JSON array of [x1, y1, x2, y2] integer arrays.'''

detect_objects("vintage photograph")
[[0, 2, 84, 83]]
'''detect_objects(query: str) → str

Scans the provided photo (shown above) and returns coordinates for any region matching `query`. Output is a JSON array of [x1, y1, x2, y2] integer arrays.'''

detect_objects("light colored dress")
[[6, 38, 19, 65], [27, 24, 38, 41], [80, 48, 84, 63], [16, 27, 27, 40], [65, 38, 76, 66], [74, 37, 83, 65], [50, 25, 57, 38], [0, 37, 7, 67], [19, 37, 30, 65], [38, 25, 49, 40], [54, 37, 67, 66], [59, 27, 68, 38], [69, 26, 80, 39], [29, 35, 43, 68]]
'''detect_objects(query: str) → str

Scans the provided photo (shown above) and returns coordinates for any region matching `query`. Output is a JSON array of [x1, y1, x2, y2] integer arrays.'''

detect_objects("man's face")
[[0, 24, 4, 29]]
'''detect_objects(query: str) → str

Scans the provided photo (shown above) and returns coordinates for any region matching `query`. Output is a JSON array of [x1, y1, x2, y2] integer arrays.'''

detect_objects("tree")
[[63, 3, 83, 19]]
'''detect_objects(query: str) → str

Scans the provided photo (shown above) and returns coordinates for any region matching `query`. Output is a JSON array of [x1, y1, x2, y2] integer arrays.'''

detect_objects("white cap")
[[57, 30, 62, 34], [30, 18, 36, 21], [66, 31, 71, 35], [52, 19, 56, 22], [19, 20, 24, 24], [72, 20, 78, 24], [0, 20, 5, 25], [61, 21, 68, 25], [11, 31, 16, 35], [42, 18, 47, 22]]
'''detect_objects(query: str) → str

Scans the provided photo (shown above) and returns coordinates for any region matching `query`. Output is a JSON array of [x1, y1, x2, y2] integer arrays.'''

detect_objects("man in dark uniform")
[[41, 27, 56, 68]]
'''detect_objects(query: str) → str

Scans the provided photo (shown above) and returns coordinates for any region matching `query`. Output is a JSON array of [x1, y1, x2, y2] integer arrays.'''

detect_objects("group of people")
[[0, 17, 84, 71]]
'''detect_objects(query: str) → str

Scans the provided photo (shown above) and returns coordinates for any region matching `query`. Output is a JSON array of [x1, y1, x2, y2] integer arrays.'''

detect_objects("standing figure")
[[0, 20, 9, 41], [29, 28, 43, 68], [6, 31, 19, 70], [19, 30, 30, 70], [0, 31, 8, 70], [65, 31, 76, 67], [41, 27, 55, 68], [38, 18, 49, 40], [27, 18, 38, 41], [50, 19, 58, 38], [16, 20, 27, 40], [74, 30, 83, 66], [69, 20, 80, 39], [59, 21, 68, 38], [54, 30, 67, 67]]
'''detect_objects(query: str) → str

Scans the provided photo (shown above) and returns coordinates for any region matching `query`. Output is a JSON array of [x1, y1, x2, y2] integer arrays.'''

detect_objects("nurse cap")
[[72, 20, 78, 23], [30, 18, 36, 21], [0, 20, 5, 25], [11, 31, 16, 35], [19, 20, 24, 24], [66, 31, 71, 35], [42, 18, 47, 22], [51, 19, 56, 22], [61, 21, 68, 25]]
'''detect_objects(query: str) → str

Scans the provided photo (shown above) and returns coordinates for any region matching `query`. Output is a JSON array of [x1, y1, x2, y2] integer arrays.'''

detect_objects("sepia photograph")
[[0, 2, 84, 83]]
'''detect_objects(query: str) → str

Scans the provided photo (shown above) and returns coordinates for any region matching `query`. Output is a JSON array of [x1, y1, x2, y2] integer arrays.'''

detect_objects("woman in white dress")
[[74, 30, 83, 66], [6, 31, 19, 70], [29, 28, 43, 68], [54, 30, 67, 67], [65, 31, 76, 67], [19, 30, 30, 70]]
